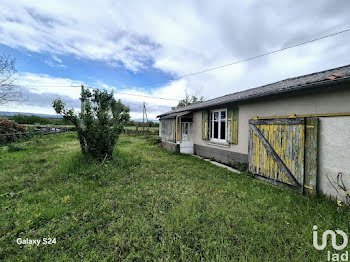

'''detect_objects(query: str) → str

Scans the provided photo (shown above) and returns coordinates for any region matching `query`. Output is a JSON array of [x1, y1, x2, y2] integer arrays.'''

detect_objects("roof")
[[158, 64, 350, 118], [160, 111, 191, 119]]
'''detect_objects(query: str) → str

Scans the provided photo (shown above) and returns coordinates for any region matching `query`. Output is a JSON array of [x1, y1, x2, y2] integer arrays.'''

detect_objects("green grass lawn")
[[0, 133, 349, 261]]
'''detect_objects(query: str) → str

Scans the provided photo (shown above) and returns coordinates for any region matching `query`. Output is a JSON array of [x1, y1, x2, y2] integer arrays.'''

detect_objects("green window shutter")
[[227, 107, 239, 144], [202, 110, 209, 140]]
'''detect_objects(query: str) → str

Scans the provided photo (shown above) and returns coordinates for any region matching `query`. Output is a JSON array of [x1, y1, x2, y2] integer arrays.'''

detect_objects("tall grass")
[[0, 133, 348, 261]]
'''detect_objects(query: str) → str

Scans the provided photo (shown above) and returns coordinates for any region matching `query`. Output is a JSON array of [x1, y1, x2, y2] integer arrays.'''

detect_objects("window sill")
[[206, 140, 230, 148]]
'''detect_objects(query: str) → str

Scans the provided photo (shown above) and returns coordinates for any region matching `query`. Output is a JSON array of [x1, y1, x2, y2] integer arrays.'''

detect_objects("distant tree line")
[[127, 120, 159, 128], [9, 114, 72, 125], [5, 114, 157, 127]]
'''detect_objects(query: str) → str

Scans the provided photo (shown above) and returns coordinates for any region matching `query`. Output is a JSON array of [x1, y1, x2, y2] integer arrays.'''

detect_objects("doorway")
[[180, 121, 194, 154]]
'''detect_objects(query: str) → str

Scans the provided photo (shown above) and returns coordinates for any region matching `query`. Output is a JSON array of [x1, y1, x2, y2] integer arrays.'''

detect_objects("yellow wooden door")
[[248, 118, 305, 191]]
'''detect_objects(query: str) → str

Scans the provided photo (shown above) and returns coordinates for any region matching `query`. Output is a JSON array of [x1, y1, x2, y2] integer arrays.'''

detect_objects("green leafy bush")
[[53, 88, 130, 160]]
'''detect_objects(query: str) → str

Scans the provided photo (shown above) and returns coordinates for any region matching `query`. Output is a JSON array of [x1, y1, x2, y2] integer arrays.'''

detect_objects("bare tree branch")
[[172, 89, 204, 110], [0, 54, 21, 105]]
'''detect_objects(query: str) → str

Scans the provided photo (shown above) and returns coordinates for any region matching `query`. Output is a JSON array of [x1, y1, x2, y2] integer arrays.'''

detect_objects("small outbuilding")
[[158, 65, 350, 200]]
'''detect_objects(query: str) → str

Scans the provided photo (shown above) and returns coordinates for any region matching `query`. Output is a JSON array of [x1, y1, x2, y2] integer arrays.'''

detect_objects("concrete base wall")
[[161, 141, 179, 153], [318, 116, 350, 200], [194, 144, 248, 164]]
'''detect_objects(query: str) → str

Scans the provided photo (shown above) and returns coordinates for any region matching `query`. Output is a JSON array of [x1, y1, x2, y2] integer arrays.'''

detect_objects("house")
[[157, 64, 350, 199]]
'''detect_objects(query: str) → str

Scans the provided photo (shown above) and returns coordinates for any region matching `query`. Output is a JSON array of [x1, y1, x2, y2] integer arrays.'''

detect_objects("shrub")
[[230, 162, 249, 172], [0, 118, 28, 143], [53, 88, 130, 161], [0, 118, 27, 133]]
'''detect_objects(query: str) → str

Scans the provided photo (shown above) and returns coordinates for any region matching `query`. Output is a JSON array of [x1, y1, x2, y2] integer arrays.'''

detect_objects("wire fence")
[[122, 126, 159, 136]]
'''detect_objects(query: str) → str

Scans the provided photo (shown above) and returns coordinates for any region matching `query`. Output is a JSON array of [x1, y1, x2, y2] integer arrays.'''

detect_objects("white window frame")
[[209, 108, 227, 143]]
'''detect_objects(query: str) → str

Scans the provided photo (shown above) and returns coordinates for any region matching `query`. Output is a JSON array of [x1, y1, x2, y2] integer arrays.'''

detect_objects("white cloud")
[[118, 80, 185, 107], [17, 72, 82, 99], [45, 55, 65, 68], [1, 104, 58, 116], [1, 0, 350, 114], [0, 0, 157, 71], [0, 72, 181, 120], [44, 60, 66, 68], [52, 55, 62, 63]]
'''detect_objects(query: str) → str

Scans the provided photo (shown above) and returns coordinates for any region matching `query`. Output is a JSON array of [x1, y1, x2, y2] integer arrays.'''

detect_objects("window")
[[210, 109, 227, 142], [161, 119, 175, 142]]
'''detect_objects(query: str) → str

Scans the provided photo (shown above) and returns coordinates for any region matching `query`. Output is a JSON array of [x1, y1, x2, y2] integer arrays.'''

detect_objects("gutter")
[[253, 112, 350, 120]]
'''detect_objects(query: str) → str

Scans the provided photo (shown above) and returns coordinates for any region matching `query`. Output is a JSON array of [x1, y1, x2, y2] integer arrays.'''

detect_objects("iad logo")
[[313, 225, 348, 261]]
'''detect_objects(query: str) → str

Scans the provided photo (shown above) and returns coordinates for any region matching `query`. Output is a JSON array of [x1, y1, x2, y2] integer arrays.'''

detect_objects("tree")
[[53, 88, 130, 161], [0, 54, 19, 104], [172, 90, 204, 110]]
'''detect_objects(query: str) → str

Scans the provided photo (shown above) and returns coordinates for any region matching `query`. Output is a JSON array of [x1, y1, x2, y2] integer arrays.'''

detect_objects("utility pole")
[[80, 84, 85, 129], [142, 101, 145, 134], [144, 103, 149, 136]]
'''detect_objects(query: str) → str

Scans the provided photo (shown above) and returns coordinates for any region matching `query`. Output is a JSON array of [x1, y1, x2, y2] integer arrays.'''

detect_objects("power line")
[[126, 27, 350, 88], [109, 91, 178, 101], [13, 85, 81, 87], [83, 86, 178, 101], [10, 83, 179, 101], [8, 27, 350, 98]]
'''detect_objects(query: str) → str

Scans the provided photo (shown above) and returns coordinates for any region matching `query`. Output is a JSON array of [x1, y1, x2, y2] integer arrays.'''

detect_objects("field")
[[124, 126, 159, 131], [0, 133, 349, 261]]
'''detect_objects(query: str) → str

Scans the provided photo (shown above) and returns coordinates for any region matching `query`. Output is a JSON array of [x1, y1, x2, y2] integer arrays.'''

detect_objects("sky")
[[0, 0, 350, 120]]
